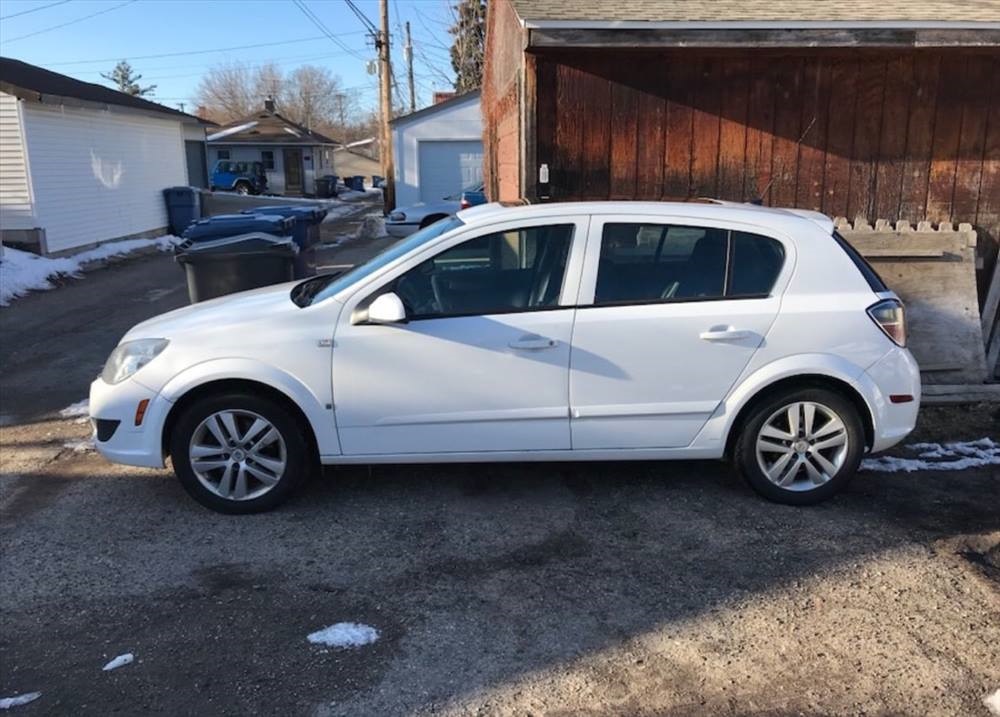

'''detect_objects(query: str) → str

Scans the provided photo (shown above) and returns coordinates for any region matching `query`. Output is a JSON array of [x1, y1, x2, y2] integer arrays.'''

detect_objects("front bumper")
[[863, 346, 921, 452], [88, 376, 173, 468]]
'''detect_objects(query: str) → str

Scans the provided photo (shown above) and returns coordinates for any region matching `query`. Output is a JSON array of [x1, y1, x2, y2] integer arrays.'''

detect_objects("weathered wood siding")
[[529, 49, 1000, 232]]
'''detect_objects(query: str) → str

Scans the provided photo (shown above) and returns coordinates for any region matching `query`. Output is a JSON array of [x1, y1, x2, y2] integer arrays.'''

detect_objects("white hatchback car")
[[90, 201, 919, 513]]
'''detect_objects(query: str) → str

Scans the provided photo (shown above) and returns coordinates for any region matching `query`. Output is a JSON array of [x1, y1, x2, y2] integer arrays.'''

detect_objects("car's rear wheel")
[[234, 181, 251, 195], [169, 393, 309, 513], [734, 387, 864, 505]]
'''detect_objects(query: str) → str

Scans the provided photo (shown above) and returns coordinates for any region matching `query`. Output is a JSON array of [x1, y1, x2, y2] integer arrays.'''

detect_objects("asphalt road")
[[1, 205, 998, 715]]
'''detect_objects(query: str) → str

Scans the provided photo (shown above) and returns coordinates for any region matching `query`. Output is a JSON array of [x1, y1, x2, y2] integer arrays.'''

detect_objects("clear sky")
[[0, 0, 457, 114]]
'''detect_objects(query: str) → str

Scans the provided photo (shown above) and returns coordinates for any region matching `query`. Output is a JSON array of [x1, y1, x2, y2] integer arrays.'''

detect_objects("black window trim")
[[592, 223, 785, 309]]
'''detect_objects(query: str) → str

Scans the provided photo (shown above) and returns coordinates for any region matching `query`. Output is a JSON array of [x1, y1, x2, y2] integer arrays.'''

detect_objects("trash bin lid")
[[176, 232, 298, 256], [183, 213, 293, 240], [241, 205, 328, 222]]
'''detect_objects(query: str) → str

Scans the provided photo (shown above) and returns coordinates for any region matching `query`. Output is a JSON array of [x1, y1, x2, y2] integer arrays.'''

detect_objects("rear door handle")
[[509, 336, 557, 350], [699, 327, 751, 341]]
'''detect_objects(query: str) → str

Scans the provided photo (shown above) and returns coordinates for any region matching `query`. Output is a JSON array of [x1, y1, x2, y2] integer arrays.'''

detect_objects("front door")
[[283, 148, 303, 194], [569, 217, 788, 449], [331, 218, 587, 456]]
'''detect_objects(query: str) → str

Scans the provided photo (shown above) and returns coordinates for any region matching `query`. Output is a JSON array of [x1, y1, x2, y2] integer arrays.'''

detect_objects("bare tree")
[[195, 62, 359, 133], [448, 0, 486, 92]]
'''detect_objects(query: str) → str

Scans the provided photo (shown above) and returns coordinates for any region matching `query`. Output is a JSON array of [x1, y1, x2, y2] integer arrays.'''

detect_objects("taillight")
[[459, 197, 471, 210], [867, 299, 906, 347]]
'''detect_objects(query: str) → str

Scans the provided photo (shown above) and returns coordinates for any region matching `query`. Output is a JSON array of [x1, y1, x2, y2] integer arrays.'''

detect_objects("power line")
[[344, 0, 378, 35], [46, 34, 366, 67], [0, 0, 71, 21], [1, 0, 138, 44], [292, 0, 369, 62], [70, 48, 365, 76]]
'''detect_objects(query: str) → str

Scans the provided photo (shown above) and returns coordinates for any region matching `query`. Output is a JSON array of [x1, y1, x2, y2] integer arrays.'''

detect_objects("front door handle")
[[699, 327, 751, 341], [509, 336, 557, 350]]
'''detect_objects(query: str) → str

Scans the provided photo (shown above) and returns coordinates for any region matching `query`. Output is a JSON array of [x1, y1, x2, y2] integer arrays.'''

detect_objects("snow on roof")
[[206, 121, 259, 142]]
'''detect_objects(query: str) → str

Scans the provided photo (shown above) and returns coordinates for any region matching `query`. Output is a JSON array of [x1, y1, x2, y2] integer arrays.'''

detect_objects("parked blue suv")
[[210, 160, 268, 195]]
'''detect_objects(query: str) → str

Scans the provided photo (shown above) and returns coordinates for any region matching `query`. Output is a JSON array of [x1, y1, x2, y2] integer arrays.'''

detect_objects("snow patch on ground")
[[1, 236, 179, 306], [0, 692, 41, 709], [102, 653, 134, 671], [322, 203, 364, 223], [985, 689, 1000, 717], [59, 399, 90, 420], [63, 438, 95, 453], [861, 438, 1000, 473], [307, 622, 379, 648], [355, 214, 387, 240]]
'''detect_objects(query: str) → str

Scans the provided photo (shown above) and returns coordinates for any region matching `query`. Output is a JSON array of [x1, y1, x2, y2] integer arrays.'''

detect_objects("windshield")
[[300, 215, 464, 306]]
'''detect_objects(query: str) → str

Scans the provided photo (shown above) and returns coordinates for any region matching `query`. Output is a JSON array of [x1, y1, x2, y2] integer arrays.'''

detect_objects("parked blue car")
[[210, 160, 268, 195]]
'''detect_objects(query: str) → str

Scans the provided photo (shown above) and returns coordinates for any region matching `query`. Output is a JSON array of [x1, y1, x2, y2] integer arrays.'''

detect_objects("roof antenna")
[[751, 116, 817, 206]]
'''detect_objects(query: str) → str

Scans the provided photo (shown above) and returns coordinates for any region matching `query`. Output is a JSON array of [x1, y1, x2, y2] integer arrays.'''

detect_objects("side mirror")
[[366, 292, 407, 324]]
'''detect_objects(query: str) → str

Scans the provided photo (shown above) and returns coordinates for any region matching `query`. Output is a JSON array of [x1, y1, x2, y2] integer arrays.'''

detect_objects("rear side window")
[[832, 231, 888, 291], [594, 224, 784, 305]]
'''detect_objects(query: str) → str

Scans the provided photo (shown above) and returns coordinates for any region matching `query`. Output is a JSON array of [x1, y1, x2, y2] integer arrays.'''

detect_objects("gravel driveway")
[[1, 211, 997, 716]]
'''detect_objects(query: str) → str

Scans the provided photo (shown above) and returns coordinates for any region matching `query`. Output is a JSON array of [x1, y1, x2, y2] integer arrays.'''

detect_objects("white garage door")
[[418, 140, 483, 202]]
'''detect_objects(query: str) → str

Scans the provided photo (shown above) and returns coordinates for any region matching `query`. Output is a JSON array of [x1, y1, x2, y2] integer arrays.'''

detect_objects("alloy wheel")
[[188, 409, 287, 501], [754, 401, 849, 492]]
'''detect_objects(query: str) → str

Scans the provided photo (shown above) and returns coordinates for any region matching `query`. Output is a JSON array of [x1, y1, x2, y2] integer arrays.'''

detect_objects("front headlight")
[[389, 211, 406, 222], [102, 339, 169, 385]]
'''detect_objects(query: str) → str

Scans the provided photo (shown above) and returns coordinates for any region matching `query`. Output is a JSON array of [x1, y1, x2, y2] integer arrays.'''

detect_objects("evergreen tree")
[[101, 60, 156, 97], [448, 0, 486, 92]]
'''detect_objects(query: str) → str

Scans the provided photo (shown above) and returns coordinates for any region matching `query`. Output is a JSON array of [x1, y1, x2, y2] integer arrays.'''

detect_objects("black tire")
[[234, 181, 251, 196], [734, 387, 865, 506], [169, 392, 311, 514], [419, 214, 448, 229]]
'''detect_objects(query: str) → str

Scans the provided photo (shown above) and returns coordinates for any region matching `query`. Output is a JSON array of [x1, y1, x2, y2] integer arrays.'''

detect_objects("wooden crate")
[[837, 219, 988, 385]]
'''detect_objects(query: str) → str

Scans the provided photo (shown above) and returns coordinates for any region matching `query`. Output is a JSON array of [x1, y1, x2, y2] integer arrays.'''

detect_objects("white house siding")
[[392, 95, 483, 209], [0, 92, 35, 231], [21, 102, 186, 253]]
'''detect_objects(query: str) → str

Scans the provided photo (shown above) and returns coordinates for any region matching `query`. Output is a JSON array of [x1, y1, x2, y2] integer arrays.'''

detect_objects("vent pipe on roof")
[[264, 96, 275, 113]]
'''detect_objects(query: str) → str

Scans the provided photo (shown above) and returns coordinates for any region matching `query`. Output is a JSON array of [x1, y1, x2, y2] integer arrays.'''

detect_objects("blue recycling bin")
[[163, 186, 201, 236], [240, 205, 328, 277], [182, 213, 294, 243], [348, 175, 365, 192]]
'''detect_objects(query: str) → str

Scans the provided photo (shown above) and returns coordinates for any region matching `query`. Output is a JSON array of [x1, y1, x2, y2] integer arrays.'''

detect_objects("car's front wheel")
[[169, 393, 310, 513], [734, 387, 864, 505], [233, 181, 251, 195]]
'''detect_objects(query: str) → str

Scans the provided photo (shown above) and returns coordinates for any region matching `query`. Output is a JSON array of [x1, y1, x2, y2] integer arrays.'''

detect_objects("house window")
[[261, 150, 275, 170], [217, 150, 230, 160]]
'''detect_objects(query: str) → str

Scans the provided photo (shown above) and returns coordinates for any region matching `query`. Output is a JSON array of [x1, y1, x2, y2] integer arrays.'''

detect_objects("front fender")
[[690, 352, 880, 454], [157, 358, 340, 456]]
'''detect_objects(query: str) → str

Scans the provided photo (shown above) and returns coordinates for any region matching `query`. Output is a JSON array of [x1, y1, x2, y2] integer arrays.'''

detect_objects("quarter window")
[[594, 223, 784, 305], [393, 224, 574, 318]]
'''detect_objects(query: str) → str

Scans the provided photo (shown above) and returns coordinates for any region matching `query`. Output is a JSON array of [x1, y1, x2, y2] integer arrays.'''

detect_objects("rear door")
[[569, 215, 790, 449]]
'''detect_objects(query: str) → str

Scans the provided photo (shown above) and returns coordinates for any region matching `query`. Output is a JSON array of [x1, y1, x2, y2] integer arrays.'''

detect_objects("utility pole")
[[405, 21, 416, 114], [377, 0, 395, 212]]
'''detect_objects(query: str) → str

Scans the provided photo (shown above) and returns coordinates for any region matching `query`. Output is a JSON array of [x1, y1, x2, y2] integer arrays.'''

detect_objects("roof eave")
[[527, 24, 1000, 49], [0, 83, 201, 123]]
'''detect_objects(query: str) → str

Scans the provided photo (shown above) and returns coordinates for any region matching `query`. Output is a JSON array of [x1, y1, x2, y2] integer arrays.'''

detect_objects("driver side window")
[[393, 224, 574, 319]]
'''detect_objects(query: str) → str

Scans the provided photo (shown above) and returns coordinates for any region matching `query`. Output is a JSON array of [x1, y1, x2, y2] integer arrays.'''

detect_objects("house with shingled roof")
[[206, 99, 340, 197]]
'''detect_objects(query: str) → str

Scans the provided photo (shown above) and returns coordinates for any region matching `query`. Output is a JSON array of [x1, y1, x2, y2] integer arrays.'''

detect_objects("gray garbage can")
[[163, 186, 201, 235], [175, 232, 298, 303], [240, 205, 328, 278]]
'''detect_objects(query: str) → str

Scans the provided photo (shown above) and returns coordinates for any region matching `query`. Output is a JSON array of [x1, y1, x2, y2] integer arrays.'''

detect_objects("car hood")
[[123, 280, 301, 342]]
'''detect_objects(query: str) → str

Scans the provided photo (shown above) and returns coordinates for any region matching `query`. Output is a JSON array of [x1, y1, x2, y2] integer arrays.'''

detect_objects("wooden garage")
[[482, 0, 1000, 382]]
